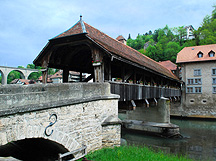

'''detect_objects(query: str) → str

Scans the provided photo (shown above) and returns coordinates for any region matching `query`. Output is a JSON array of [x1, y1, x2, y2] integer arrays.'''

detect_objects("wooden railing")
[[109, 82, 181, 101]]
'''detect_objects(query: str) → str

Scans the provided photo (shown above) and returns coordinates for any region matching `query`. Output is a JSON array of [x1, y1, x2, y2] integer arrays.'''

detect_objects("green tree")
[[27, 64, 35, 69], [7, 71, 22, 84], [145, 45, 158, 61], [197, 5, 216, 45], [26, 64, 42, 80], [164, 42, 181, 63], [127, 34, 131, 40]]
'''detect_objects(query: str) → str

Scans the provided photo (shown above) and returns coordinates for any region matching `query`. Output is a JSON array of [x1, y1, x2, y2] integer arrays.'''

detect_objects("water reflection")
[[122, 118, 216, 161]]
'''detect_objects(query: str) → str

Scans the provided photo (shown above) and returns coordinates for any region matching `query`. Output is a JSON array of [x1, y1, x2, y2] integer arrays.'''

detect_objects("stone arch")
[[7, 69, 25, 84], [0, 138, 71, 160], [27, 71, 40, 80], [0, 70, 3, 85], [0, 118, 81, 154]]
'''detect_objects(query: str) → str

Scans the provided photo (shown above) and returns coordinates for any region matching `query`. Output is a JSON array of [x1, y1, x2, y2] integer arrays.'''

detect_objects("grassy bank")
[[81, 146, 193, 161]]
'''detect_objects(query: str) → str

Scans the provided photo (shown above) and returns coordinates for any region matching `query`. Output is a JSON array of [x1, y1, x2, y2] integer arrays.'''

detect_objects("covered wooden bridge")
[[34, 16, 181, 102]]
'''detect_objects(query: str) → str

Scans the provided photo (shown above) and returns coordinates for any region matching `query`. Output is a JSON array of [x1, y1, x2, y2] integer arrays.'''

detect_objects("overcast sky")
[[0, 0, 215, 68]]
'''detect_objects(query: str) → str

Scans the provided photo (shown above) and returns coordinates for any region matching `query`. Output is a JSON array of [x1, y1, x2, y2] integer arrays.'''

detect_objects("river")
[[121, 118, 216, 161]]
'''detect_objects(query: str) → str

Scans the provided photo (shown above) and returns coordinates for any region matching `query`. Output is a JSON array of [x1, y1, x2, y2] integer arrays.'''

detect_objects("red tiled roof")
[[158, 60, 177, 71], [50, 70, 62, 79], [53, 19, 179, 81], [176, 44, 216, 63], [10, 79, 36, 85], [37, 75, 53, 83], [50, 70, 80, 79]]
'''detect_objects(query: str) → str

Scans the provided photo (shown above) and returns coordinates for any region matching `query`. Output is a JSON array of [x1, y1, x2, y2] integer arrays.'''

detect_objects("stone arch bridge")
[[0, 66, 43, 85], [0, 83, 120, 160]]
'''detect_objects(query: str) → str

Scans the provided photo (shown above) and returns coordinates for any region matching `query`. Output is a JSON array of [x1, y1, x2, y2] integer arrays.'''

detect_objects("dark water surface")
[[122, 118, 216, 161]]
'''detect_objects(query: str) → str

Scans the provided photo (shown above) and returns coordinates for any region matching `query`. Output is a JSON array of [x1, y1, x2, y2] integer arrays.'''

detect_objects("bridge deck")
[[110, 82, 181, 101]]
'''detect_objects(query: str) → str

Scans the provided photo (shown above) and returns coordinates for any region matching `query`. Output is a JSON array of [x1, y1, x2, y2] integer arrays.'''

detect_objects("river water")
[[121, 118, 216, 161]]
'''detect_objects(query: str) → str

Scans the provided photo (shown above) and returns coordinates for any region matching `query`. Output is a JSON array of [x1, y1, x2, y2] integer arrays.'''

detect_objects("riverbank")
[[80, 146, 192, 161]]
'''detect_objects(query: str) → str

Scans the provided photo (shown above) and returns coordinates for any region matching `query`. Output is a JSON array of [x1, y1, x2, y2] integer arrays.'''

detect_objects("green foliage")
[[127, 5, 216, 63], [26, 64, 42, 80], [80, 146, 192, 161], [165, 42, 181, 62], [0, 75, 2, 84], [7, 71, 22, 84]]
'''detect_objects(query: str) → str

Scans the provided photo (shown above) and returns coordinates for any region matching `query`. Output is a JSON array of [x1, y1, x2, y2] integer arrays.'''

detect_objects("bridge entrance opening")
[[0, 138, 71, 161]]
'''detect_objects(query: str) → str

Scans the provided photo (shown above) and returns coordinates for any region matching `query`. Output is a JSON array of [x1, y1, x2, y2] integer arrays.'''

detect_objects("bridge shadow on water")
[[0, 138, 73, 161]]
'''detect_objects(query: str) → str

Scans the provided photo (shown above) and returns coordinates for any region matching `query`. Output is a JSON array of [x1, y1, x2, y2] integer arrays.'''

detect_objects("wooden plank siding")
[[109, 82, 181, 101]]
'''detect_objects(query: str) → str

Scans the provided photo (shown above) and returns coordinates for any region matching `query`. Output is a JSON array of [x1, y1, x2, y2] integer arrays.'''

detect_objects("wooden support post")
[[92, 47, 104, 82], [42, 68, 48, 84], [63, 68, 69, 83], [108, 62, 111, 81], [80, 72, 83, 82]]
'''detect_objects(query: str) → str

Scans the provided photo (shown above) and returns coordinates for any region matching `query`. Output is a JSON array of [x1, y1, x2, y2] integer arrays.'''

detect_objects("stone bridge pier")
[[0, 83, 121, 160]]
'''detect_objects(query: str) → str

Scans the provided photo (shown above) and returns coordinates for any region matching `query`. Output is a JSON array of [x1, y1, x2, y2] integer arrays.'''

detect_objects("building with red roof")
[[158, 60, 180, 78], [176, 44, 216, 118]]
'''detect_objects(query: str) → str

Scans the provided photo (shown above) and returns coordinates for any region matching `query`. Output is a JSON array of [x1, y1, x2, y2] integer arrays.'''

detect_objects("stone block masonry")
[[0, 83, 121, 153]]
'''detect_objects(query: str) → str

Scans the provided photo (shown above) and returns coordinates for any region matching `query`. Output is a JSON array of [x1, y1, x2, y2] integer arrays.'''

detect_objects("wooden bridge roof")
[[34, 17, 179, 81]]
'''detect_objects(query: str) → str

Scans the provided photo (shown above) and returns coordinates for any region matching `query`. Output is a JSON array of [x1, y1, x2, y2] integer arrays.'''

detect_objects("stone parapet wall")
[[0, 83, 116, 116]]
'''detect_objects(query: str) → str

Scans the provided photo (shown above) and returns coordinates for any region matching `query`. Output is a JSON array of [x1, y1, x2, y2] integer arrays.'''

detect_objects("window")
[[212, 68, 216, 75], [195, 87, 202, 93], [187, 86, 202, 93], [187, 87, 193, 93], [195, 78, 202, 84], [187, 79, 193, 85], [213, 87, 216, 94], [187, 78, 202, 85], [213, 78, 216, 84], [194, 69, 201, 76], [208, 50, 215, 57], [197, 52, 203, 58]]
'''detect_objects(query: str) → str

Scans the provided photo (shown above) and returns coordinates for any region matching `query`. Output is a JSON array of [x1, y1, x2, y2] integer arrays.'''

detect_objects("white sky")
[[0, 0, 215, 67]]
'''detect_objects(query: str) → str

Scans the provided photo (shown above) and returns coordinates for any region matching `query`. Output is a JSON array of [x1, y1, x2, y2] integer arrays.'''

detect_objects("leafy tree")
[[164, 42, 181, 63], [149, 30, 152, 35], [7, 71, 22, 84], [145, 45, 158, 61], [0, 75, 2, 84], [27, 64, 35, 69], [27, 64, 42, 80], [152, 29, 161, 42]]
